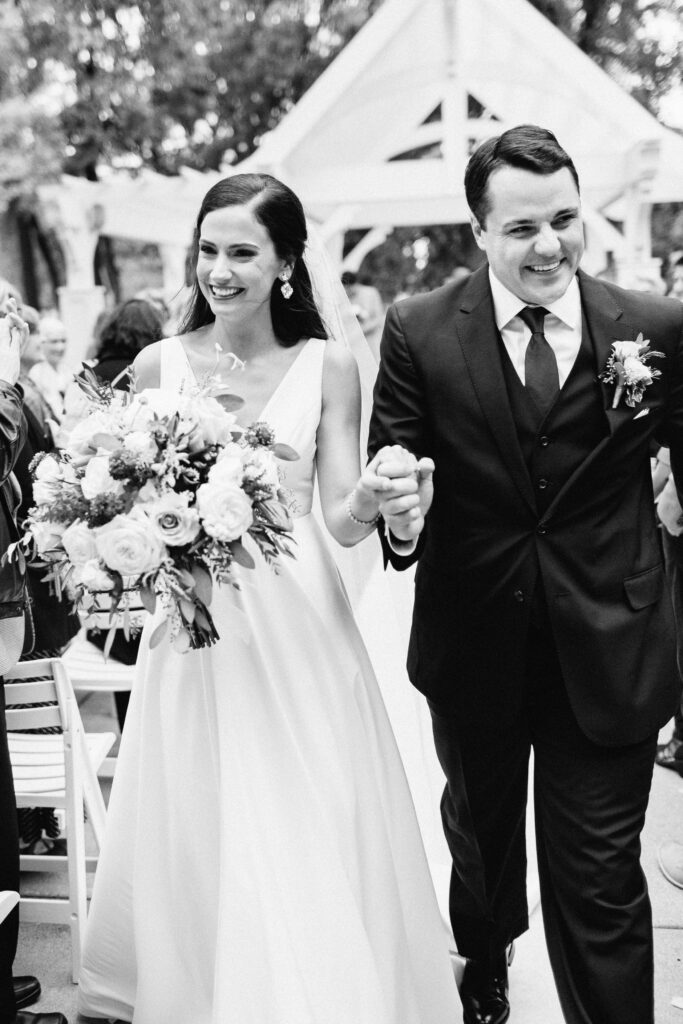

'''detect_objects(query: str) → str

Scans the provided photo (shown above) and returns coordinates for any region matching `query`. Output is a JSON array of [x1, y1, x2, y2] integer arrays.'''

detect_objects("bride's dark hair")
[[179, 173, 327, 347]]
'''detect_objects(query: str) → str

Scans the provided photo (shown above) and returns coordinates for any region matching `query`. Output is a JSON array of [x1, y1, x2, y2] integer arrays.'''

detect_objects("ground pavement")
[[12, 691, 683, 1023]]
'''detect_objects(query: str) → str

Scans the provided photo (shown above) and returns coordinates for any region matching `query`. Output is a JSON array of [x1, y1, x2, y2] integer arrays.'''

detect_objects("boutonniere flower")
[[599, 334, 665, 409]]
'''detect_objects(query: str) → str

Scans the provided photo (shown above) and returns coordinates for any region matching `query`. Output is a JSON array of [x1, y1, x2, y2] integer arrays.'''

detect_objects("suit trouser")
[[429, 626, 657, 1024], [0, 683, 19, 1023]]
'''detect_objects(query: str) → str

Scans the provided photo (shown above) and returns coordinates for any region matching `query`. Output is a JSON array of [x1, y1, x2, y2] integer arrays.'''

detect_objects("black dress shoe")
[[14, 1013, 68, 1024], [460, 951, 510, 1024], [655, 735, 683, 773], [13, 976, 41, 1009]]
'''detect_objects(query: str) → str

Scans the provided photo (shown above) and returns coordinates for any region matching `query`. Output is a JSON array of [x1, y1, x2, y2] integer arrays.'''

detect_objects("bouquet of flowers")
[[16, 368, 298, 655]]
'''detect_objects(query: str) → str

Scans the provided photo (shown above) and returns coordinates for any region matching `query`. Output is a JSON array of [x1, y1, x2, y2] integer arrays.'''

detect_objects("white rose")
[[196, 480, 253, 542], [123, 431, 157, 460], [208, 443, 243, 487], [95, 509, 166, 576], [61, 462, 79, 485], [147, 492, 201, 546], [33, 454, 62, 485], [33, 455, 64, 504], [33, 480, 58, 505], [30, 519, 67, 555], [81, 455, 123, 500], [242, 449, 279, 491], [612, 341, 643, 362], [76, 558, 115, 592], [61, 520, 98, 566], [65, 410, 119, 459], [623, 356, 653, 384], [181, 396, 236, 451]]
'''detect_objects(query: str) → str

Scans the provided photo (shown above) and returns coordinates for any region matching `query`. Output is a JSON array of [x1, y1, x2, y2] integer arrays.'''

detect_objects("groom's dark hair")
[[465, 125, 580, 226]]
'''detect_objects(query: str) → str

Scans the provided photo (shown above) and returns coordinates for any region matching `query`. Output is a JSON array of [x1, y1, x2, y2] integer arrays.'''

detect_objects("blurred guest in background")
[[91, 298, 164, 387], [0, 295, 68, 1024], [28, 316, 69, 420], [341, 270, 385, 361], [444, 265, 471, 286], [668, 254, 683, 302], [13, 307, 80, 858]]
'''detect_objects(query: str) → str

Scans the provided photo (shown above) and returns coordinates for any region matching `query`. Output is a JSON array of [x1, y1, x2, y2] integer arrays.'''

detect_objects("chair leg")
[[64, 733, 88, 983], [79, 734, 108, 848]]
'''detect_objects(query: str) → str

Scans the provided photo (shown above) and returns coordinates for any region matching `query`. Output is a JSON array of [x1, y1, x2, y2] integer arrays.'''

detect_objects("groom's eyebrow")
[[503, 206, 580, 229]]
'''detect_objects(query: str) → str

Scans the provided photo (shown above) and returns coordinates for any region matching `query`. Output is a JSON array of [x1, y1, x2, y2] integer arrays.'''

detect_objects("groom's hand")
[[364, 445, 435, 543]]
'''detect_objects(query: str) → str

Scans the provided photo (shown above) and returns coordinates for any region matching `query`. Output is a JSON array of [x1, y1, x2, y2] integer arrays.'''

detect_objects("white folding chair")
[[4, 658, 115, 982], [0, 890, 19, 924], [61, 631, 136, 778]]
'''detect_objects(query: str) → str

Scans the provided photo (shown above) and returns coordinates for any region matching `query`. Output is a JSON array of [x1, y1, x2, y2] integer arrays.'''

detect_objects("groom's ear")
[[470, 213, 486, 252]]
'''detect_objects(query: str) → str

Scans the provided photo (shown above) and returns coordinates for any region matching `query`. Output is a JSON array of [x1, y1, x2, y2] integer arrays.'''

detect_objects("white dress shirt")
[[489, 269, 582, 388]]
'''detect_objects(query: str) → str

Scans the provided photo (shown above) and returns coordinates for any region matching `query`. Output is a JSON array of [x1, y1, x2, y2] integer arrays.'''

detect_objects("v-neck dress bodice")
[[160, 335, 322, 516], [78, 335, 459, 1024]]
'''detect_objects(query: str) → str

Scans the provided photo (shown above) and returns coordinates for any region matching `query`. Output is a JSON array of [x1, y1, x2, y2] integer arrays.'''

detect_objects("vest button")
[[513, 589, 525, 603], [539, 435, 550, 447], [538, 478, 549, 490]]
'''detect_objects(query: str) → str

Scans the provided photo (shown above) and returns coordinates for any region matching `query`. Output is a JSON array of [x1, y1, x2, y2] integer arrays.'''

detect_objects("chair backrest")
[[0, 891, 19, 924], [4, 658, 71, 733]]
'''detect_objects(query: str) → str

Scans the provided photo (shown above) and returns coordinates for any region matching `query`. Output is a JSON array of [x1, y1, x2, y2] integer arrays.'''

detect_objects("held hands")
[[0, 298, 26, 386], [359, 445, 435, 542]]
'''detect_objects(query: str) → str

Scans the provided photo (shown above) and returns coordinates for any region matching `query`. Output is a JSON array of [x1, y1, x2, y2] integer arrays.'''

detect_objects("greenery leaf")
[[149, 619, 169, 649], [214, 392, 245, 412], [230, 539, 255, 569], [139, 583, 157, 615], [103, 624, 117, 660], [191, 563, 213, 606], [272, 443, 299, 462]]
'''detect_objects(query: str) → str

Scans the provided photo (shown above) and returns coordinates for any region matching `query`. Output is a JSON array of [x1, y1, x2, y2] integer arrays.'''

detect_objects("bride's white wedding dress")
[[78, 337, 458, 1024]]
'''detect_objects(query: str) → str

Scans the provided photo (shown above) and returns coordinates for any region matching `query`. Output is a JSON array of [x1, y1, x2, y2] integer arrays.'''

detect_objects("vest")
[[498, 311, 607, 516], [498, 312, 607, 623]]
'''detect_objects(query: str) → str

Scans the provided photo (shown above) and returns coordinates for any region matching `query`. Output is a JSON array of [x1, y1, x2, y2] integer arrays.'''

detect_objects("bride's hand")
[[365, 445, 435, 542]]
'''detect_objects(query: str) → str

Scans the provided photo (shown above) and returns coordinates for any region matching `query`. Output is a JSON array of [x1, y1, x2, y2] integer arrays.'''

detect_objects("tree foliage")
[[0, 0, 681, 299], [530, 0, 683, 115], [9, 0, 383, 179]]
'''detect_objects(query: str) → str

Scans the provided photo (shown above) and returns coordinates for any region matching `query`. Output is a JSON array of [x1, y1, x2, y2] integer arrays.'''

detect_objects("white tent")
[[39, 0, 683, 364]]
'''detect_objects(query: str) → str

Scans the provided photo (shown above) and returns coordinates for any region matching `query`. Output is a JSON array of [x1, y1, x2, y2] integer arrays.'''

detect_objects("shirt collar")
[[488, 267, 581, 331]]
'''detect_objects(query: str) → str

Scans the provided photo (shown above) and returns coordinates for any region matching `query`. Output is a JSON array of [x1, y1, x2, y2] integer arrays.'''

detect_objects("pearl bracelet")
[[345, 489, 380, 527]]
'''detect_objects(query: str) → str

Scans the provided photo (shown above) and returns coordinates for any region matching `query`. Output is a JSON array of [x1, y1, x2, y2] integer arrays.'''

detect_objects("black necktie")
[[518, 305, 559, 418]]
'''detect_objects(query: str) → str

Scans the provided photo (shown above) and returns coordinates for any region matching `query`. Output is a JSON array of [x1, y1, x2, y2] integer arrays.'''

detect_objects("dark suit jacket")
[[369, 266, 683, 746]]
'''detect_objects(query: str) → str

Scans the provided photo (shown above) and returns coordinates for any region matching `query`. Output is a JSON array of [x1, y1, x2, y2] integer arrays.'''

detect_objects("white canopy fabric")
[[39, 0, 683, 294]]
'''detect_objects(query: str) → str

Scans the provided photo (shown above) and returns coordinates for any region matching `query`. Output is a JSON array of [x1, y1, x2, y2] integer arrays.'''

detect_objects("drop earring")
[[279, 273, 293, 300]]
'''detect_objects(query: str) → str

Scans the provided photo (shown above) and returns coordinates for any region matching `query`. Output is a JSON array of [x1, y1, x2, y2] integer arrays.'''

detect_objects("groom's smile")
[[471, 165, 585, 306]]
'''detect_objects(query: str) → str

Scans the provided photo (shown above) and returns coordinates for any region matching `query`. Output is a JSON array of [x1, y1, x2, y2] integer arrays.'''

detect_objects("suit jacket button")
[[539, 435, 550, 447], [538, 478, 549, 490], [537, 525, 547, 535], [514, 589, 525, 602]]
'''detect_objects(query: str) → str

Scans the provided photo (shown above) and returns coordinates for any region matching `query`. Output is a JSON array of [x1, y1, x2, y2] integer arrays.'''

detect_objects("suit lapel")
[[578, 271, 639, 435], [455, 267, 536, 513]]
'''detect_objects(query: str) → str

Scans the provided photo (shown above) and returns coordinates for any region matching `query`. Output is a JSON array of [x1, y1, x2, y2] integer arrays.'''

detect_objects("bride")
[[77, 173, 459, 1024]]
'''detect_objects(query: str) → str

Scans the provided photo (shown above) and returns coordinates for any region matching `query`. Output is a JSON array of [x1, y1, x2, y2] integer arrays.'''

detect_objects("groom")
[[370, 124, 683, 1024]]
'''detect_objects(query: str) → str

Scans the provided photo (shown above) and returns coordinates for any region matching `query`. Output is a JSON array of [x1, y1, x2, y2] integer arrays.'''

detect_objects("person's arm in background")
[[0, 300, 27, 483]]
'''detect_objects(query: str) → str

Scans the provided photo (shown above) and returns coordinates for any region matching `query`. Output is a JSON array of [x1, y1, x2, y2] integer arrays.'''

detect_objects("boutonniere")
[[599, 334, 665, 409]]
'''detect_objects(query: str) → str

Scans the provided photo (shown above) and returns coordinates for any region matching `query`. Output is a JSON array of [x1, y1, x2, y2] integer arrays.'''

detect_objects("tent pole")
[[442, 0, 467, 189]]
